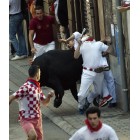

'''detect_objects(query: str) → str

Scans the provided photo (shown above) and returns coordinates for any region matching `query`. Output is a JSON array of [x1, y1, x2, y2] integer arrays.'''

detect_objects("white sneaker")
[[11, 55, 27, 61]]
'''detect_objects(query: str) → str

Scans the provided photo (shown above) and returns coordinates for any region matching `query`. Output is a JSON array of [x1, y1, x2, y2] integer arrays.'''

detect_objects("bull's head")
[[54, 98, 62, 108]]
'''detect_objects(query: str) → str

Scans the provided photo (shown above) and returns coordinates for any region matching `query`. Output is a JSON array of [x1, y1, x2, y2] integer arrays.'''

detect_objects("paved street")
[[9, 57, 130, 140], [9, 89, 70, 140]]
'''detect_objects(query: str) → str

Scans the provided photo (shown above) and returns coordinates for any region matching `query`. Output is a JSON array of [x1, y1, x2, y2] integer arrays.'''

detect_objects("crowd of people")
[[9, 0, 118, 139]]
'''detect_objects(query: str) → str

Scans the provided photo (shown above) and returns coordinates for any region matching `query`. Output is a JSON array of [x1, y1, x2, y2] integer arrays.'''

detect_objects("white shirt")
[[73, 31, 109, 76], [54, 0, 60, 24], [73, 32, 109, 69], [9, 0, 21, 15], [80, 40, 108, 69], [69, 124, 119, 140]]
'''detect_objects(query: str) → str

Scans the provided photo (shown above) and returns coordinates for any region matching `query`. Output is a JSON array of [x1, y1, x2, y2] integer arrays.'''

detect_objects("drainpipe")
[[115, 0, 129, 112]]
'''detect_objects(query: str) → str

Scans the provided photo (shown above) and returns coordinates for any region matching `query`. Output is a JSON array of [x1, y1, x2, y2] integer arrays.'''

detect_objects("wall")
[[42, 0, 130, 110], [80, 0, 130, 109], [103, 0, 130, 109]]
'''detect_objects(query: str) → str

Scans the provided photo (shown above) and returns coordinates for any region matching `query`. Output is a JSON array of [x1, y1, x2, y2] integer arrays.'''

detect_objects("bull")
[[32, 49, 83, 108]]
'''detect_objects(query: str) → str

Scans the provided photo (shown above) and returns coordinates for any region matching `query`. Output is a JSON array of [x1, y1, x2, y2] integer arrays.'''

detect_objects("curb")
[[41, 107, 77, 136]]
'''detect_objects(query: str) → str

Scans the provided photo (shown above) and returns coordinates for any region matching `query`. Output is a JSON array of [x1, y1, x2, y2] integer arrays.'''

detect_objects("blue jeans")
[[104, 70, 116, 103], [9, 13, 27, 56]]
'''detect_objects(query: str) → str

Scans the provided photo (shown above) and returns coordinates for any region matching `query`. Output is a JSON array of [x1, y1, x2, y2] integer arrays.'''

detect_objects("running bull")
[[32, 49, 83, 108]]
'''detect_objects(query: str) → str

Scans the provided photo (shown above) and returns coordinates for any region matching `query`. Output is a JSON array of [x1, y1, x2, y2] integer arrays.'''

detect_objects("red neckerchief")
[[86, 37, 94, 42], [85, 119, 102, 132], [27, 78, 41, 92]]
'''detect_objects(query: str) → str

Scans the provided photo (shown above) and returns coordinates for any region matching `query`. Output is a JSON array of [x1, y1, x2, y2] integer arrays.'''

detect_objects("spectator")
[[28, 0, 44, 19], [29, 6, 59, 61], [54, 0, 60, 24], [69, 106, 119, 140], [9, 0, 28, 60], [48, 0, 55, 16], [29, 0, 36, 18], [9, 65, 54, 140], [53, 0, 70, 38]]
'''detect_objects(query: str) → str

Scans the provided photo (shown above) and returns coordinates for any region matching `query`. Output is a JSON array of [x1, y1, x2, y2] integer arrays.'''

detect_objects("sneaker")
[[78, 108, 85, 115], [11, 55, 27, 61], [99, 95, 113, 107]]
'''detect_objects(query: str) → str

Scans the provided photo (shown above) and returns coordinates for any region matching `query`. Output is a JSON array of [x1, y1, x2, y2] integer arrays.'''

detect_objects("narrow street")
[[9, 58, 130, 140]]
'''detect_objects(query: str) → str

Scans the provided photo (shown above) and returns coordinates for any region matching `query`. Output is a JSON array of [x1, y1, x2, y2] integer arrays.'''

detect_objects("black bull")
[[32, 49, 83, 108]]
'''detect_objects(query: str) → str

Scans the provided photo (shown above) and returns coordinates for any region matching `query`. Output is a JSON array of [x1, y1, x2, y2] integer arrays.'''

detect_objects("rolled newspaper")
[[81, 28, 86, 37]]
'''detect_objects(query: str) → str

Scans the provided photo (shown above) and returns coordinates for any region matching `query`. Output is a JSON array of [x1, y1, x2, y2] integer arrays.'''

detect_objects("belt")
[[9, 12, 21, 16], [83, 67, 94, 71]]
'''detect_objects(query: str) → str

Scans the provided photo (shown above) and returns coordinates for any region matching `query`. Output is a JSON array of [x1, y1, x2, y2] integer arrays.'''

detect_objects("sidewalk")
[[9, 57, 130, 140]]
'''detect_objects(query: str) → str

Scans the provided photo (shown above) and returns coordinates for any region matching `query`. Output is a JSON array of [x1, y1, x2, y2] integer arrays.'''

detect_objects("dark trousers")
[[11, 43, 16, 55]]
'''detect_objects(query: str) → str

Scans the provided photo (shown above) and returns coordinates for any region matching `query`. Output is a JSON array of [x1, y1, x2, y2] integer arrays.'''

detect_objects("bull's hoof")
[[54, 98, 62, 108]]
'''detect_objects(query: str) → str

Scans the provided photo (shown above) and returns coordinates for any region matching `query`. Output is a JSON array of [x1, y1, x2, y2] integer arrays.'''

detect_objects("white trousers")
[[78, 70, 110, 109], [87, 79, 109, 104], [78, 72, 95, 109], [33, 41, 55, 60]]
